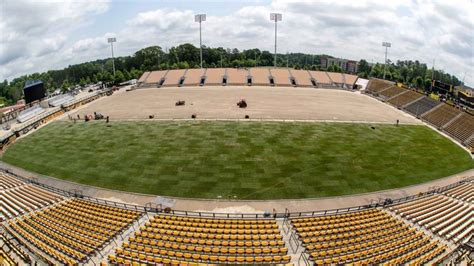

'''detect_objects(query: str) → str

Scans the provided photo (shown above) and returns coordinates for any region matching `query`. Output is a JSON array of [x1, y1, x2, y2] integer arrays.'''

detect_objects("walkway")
[[1, 161, 472, 214]]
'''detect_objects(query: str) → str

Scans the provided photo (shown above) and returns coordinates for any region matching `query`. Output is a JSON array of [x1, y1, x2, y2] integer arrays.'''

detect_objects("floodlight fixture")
[[382, 42, 391, 80]]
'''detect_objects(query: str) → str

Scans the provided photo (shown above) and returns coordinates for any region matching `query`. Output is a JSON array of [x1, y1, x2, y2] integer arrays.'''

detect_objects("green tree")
[[413, 76, 423, 89], [61, 79, 71, 92], [327, 64, 342, 73], [79, 78, 87, 87], [114, 70, 125, 83], [357, 60, 371, 75]]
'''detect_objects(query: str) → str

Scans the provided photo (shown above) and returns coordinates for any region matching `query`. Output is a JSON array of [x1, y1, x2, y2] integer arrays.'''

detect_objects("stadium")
[[0, 66, 473, 265], [1, 2, 474, 266]]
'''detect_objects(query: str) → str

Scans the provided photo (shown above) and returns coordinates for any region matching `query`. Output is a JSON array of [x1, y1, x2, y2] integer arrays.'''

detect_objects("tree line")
[[0, 43, 463, 106]]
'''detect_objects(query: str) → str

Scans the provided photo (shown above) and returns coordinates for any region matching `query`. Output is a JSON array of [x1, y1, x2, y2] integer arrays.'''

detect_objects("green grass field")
[[2, 121, 473, 199]]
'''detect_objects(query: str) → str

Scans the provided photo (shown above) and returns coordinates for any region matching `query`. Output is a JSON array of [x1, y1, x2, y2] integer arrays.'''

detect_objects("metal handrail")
[[1, 168, 471, 218]]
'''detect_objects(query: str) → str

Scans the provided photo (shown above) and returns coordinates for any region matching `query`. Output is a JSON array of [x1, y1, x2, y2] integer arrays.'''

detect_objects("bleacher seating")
[[48, 94, 75, 107], [182, 69, 205, 86], [1, 184, 63, 221], [405, 97, 441, 117], [344, 74, 358, 89], [109, 214, 290, 265], [6, 198, 142, 265], [205, 68, 226, 86], [326, 72, 344, 87], [137, 72, 150, 83], [309, 71, 332, 87], [443, 113, 474, 144], [468, 137, 474, 150], [16, 106, 45, 123], [443, 182, 473, 203], [365, 79, 393, 93], [0, 249, 16, 266], [0, 233, 31, 265], [289, 69, 313, 87], [421, 104, 461, 128], [291, 209, 446, 265], [0, 172, 24, 190], [162, 69, 186, 87], [378, 86, 406, 99], [390, 195, 473, 244], [387, 90, 423, 107], [2, 171, 467, 265]]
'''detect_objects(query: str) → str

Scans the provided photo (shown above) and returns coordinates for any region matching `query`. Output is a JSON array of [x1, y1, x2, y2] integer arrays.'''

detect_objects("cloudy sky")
[[1, 0, 473, 85]]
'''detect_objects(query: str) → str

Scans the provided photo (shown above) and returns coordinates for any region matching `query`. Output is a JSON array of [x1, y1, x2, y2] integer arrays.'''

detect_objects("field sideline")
[[2, 120, 473, 199]]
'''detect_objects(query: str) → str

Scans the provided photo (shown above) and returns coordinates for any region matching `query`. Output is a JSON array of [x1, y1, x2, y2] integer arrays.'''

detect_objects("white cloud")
[[0, 0, 110, 80], [0, 0, 472, 85]]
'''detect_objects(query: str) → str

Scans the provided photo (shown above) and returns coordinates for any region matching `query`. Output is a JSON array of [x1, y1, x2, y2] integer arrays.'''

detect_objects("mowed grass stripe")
[[2, 121, 472, 199]]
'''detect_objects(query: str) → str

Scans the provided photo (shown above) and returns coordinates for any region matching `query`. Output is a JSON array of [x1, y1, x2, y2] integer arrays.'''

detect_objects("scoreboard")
[[431, 80, 452, 95], [23, 80, 46, 104]]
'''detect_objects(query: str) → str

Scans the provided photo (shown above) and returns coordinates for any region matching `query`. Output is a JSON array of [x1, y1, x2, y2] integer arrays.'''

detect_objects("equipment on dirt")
[[176, 100, 185, 106], [94, 112, 105, 120], [237, 99, 247, 108]]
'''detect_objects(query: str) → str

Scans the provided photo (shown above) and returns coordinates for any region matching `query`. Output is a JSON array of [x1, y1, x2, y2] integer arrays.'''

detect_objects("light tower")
[[382, 41, 391, 80], [270, 13, 282, 67], [195, 14, 206, 68], [107, 37, 117, 77]]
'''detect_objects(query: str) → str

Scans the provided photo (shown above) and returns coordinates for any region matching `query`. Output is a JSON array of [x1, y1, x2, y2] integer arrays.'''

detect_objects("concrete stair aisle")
[[87, 212, 150, 266], [278, 217, 308, 266]]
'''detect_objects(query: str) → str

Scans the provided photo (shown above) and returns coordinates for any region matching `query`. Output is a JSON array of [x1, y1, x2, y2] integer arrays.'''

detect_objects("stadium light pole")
[[382, 42, 391, 80], [430, 59, 435, 91], [107, 37, 117, 78], [270, 13, 282, 67], [195, 14, 206, 69]]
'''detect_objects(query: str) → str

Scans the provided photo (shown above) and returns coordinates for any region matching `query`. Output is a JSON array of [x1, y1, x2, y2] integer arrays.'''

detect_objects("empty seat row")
[[421, 104, 461, 128], [443, 113, 474, 143], [128, 232, 285, 250], [381, 243, 446, 266], [0, 172, 24, 190], [378, 86, 406, 99], [0, 249, 16, 266], [0, 184, 63, 221], [387, 90, 424, 107], [389, 194, 446, 217], [404, 96, 441, 117], [390, 194, 473, 243], [151, 214, 276, 225], [110, 252, 291, 265], [366, 79, 393, 93], [16, 105, 45, 123], [443, 182, 474, 203], [292, 209, 446, 265], [7, 198, 142, 265], [110, 214, 288, 264], [149, 215, 278, 229]]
